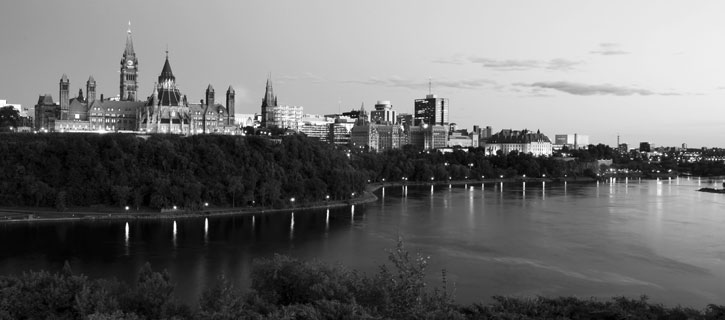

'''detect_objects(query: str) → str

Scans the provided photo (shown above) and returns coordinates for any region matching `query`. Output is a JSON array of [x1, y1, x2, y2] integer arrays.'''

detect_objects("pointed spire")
[[124, 21, 135, 56], [227, 85, 234, 93], [87, 75, 95, 82], [207, 84, 214, 91], [158, 55, 175, 83], [61, 74, 69, 82]]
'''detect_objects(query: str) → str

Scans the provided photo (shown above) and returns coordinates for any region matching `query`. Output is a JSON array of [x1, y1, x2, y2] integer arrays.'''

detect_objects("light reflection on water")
[[0, 179, 723, 308]]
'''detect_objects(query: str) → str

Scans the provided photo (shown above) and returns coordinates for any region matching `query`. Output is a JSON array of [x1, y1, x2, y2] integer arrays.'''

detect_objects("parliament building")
[[35, 25, 238, 135]]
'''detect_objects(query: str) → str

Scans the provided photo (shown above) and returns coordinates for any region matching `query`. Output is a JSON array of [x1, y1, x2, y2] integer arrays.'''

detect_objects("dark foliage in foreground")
[[1, 241, 723, 320], [0, 133, 366, 210]]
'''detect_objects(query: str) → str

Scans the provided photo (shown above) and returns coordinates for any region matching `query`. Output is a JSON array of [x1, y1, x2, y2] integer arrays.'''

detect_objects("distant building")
[[448, 128, 479, 148], [235, 113, 259, 127], [329, 117, 355, 146], [409, 124, 448, 150], [260, 75, 278, 128], [298, 115, 334, 142], [370, 100, 396, 124], [484, 129, 552, 156], [270, 105, 303, 130], [414, 94, 449, 127], [639, 142, 651, 152], [36, 25, 236, 135], [350, 123, 404, 152], [618, 143, 628, 153], [34, 94, 57, 131], [397, 113, 413, 128], [554, 134, 589, 149]]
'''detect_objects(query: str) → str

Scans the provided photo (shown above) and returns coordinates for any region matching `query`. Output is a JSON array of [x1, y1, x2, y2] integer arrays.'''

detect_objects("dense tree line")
[[350, 146, 582, 183], [0, 133, 366, 210], [2, 133, 721, 211], [1, 241, 722, 319]]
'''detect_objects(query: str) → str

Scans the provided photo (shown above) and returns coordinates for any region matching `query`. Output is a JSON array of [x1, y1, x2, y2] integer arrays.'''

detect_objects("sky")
[[1, 0, 724, 147]]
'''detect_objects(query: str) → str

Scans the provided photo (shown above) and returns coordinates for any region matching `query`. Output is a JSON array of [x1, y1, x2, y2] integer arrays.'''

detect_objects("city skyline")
[[2, 1, 725, 147]]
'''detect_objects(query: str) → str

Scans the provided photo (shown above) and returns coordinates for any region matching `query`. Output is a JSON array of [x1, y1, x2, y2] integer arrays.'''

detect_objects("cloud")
[[345, 76, 497, 90], [590, 43, 630, 55], [516, 81, 681, 96], [434, 56, 582, 71], [276, 72, 325, 84]]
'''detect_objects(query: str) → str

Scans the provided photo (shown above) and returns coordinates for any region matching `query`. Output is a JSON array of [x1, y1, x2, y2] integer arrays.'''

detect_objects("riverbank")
[[0, 188, 379, 223], [0, 175, 705, 223]]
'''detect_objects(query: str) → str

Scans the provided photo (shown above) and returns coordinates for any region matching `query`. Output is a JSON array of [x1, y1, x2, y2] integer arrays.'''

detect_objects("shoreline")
[[0, 175, 711, 223], [0, 189, 380, 223]]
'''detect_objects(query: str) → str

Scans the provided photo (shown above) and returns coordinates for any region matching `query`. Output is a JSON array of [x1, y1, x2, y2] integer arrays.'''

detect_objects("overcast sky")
[[1, 0, 724, 147]]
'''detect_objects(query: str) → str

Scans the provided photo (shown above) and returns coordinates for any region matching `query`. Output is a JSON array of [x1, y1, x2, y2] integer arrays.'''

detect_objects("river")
[[1, 177, 724, 307]]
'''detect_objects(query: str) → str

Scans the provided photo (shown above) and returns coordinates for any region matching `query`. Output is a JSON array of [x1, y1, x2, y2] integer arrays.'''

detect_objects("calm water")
[[1, 178, 724, 307]]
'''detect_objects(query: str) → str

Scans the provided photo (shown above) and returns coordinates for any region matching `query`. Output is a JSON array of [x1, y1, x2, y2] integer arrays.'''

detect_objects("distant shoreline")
[[0, 175, 713, 223]]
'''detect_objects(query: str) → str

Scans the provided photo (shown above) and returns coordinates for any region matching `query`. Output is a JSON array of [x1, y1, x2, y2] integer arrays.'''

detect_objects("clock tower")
[[120, 22, 138, 101]]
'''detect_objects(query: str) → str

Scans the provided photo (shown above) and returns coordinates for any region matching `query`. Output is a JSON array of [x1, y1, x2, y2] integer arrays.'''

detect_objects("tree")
[[0, 106, 20, 131]]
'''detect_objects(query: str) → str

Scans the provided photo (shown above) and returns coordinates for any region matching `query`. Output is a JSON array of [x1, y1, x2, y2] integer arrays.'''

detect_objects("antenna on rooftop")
[[428, 77, 432, 94]]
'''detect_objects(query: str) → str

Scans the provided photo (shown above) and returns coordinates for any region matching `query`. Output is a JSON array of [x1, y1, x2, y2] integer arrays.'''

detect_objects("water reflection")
[[351, 205, 355, 226], [522, 182, 526, 199], [204, 218, 209, 243], [172, 220, 177, 246], [2, 180, 724, 308], [290, 212, 295, 239]]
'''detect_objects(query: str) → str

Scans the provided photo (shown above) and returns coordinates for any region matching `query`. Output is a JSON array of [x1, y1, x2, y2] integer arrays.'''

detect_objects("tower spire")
[[124, 21, 134, 56]]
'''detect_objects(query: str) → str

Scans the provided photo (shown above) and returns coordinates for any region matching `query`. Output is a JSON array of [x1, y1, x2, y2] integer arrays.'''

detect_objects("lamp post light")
[[204, 202, 209, 207], [173, 205, 177, 210], [125, 206, 129, 211]]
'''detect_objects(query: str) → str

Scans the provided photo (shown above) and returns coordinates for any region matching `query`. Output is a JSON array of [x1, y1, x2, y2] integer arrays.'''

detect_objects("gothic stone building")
[[35, 25, 237, 135]]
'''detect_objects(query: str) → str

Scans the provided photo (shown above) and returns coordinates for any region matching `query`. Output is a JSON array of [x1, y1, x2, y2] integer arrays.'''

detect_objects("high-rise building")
[[414, 94, 449, 126], [120, 23, 139, 101], [370, 100, 396, 125]]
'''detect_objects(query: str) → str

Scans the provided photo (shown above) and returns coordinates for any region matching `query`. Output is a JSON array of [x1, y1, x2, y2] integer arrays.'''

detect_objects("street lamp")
[[204, 202, 209, 207], [125, 206, 129, 211]]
